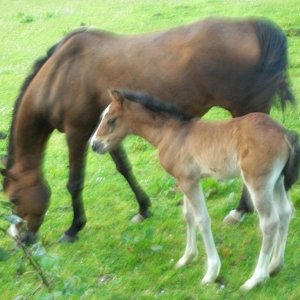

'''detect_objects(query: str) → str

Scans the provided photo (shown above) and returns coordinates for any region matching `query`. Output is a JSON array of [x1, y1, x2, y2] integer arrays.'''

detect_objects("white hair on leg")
[[176, 195, 198, 268], [178, 180, 221, 284], [268, 176, 293, 275], [241, 181, 278, 291]]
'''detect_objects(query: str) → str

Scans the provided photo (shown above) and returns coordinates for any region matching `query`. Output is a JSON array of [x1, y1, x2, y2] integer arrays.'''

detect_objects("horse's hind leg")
[[241, 183, 279, 291], [60, 131, 88, 243], [176, 195, 198, 268], [109, 145, 151, 222], [269, 176, 292, 276], [223, 186, 254, 224]]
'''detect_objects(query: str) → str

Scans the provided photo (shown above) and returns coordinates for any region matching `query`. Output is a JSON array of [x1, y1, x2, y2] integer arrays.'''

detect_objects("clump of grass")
[[17, 12, 35, 24]]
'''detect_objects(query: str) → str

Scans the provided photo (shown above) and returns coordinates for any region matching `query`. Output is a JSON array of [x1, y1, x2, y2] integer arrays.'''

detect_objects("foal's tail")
[[283, 131, 300, 190]]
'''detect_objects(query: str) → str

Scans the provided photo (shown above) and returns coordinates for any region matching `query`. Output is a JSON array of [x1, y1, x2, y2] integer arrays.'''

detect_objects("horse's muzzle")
[[91, 139, 108, 154]]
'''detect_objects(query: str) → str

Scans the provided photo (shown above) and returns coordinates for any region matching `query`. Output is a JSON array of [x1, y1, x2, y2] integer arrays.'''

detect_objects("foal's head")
[[91, 90, 130, 154], [2, 168, 50, 243]]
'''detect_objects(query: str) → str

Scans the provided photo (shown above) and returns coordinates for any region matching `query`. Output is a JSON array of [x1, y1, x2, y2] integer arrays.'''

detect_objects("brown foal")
[[91, 90, 299, 290]]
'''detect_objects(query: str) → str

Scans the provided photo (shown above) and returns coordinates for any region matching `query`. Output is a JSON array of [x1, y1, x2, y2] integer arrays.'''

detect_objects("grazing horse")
[[2, 17, 293, 243], [91, 89, 300, 290]]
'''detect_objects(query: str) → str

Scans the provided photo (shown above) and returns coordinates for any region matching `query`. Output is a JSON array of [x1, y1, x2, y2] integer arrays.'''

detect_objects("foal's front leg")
[[178, 180, 221, 284], [176, 195, 198, 268]]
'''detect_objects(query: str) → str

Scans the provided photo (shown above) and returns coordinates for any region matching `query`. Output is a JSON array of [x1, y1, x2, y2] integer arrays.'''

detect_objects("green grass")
[[0, 1, 300, 299]]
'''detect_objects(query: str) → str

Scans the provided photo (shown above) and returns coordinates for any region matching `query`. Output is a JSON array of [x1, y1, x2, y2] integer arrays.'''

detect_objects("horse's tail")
[[6, 28, 89, 169], [253, 19, 295, 110], [283, 131, 300, 191]]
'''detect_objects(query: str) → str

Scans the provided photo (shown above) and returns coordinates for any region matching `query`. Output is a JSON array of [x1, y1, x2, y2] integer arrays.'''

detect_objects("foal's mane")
[[5, 29, 89, 169], [119, 89, 193, 122]]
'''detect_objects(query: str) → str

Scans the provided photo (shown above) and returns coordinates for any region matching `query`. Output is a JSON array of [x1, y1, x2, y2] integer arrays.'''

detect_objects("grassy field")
[[0, 1, 300, 299]]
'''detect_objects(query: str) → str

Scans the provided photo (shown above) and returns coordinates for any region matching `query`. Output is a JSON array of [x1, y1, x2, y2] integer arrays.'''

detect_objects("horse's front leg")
[[60, 131, 88, 243], [178, 179, 221, 284], [109, 145, 151, 222], [223, 185, 254, 224]]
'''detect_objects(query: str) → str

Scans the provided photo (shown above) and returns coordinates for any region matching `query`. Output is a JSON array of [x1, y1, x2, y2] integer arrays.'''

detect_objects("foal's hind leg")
[[225, 103, 272, 225], [176, 195, 198, 268], [178, 180, 221, 284], [60, 131, 88, 243], [269, 177, 293, 276], [241, 184, 279, 291], [110, 145, 151, 222]]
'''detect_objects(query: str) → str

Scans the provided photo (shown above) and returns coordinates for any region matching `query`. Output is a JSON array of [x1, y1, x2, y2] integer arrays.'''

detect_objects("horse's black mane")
[[6, 29, 88, 169], [119, 89, 193, 122], [5, 45, 57, 169]]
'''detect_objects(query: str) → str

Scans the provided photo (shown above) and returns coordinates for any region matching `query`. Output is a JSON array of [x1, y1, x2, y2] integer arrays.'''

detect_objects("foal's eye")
[[107, 118, 116, 126]]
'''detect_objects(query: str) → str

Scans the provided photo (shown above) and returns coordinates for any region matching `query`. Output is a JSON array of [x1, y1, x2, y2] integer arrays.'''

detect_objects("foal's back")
[[181, 113, 289, 181]]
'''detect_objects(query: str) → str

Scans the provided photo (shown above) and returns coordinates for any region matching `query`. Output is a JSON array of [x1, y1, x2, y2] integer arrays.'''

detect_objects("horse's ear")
[[108, 89, 124, 105], [0, 168, 6, 177], [0, 169, 18, 181], [1, 155, 8, 167]]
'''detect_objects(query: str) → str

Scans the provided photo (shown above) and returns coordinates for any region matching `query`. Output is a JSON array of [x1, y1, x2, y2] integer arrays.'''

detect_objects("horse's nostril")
[[92, 141, 100, 152]]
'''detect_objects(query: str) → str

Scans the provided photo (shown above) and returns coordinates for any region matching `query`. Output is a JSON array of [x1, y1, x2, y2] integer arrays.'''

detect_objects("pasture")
[[0, 0, 300, 299]]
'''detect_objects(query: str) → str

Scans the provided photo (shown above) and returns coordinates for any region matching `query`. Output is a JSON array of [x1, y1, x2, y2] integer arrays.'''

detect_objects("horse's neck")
[[11, 106, 52, 172]]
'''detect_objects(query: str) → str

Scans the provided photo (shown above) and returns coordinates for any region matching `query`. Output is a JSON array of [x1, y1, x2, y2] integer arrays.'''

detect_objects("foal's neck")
[[128, 103, 188, 148]]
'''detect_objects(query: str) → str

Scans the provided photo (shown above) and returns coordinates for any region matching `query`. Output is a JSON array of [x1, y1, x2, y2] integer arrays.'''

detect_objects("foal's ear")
[[108, 89, 124, 105]]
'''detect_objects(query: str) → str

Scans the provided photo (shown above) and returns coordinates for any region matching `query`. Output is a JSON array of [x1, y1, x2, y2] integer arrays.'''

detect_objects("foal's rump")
[[234, 113, 300, 189]]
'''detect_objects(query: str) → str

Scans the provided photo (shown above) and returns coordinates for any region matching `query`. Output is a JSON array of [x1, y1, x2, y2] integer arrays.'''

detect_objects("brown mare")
[[2, 17, 293, 243], [91, 89, 300, 290]]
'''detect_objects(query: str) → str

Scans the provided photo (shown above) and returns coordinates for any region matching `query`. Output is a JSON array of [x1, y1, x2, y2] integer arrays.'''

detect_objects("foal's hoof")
[[201, 274, 217, 285], [59, 233, 78, 243], [240, 276, 268, 291], [223, 210, 244, 225], [175, 253, 198, 268], [269, 262, 284, 276]]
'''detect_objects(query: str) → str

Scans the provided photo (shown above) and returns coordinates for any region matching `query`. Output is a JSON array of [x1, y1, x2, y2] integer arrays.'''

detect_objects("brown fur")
[[91, 90, 299, 290], [2, 17, 293, 241]]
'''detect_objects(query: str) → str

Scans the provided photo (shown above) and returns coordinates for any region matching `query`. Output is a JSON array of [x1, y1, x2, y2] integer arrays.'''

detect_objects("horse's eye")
[[11, 198, 19, 205], [107, 118, 116, 126]]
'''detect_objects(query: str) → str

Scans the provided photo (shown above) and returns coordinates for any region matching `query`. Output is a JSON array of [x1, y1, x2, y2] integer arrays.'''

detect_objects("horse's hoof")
[[222, 209, 244, 225], [59, 233, 78, 243], [131, 210, 151, 223], [131, 213, 145, 223], [0, 132, 7, 139]]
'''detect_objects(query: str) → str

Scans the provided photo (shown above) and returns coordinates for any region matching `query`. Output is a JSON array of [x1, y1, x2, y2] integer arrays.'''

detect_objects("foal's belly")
[[198, 155, 240, 180]]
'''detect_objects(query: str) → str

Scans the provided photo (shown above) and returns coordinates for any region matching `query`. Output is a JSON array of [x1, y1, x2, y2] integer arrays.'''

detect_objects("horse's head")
[[91, 89, 130, 154], [2, 167, 50, 244]]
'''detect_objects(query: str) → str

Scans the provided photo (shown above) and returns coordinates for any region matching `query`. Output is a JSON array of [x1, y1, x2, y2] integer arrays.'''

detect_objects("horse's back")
[[23, 17, 288, 130]]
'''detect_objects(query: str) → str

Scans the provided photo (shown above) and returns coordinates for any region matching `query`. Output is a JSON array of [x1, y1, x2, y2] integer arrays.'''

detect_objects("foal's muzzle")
[[91, 139, 108, 154]]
